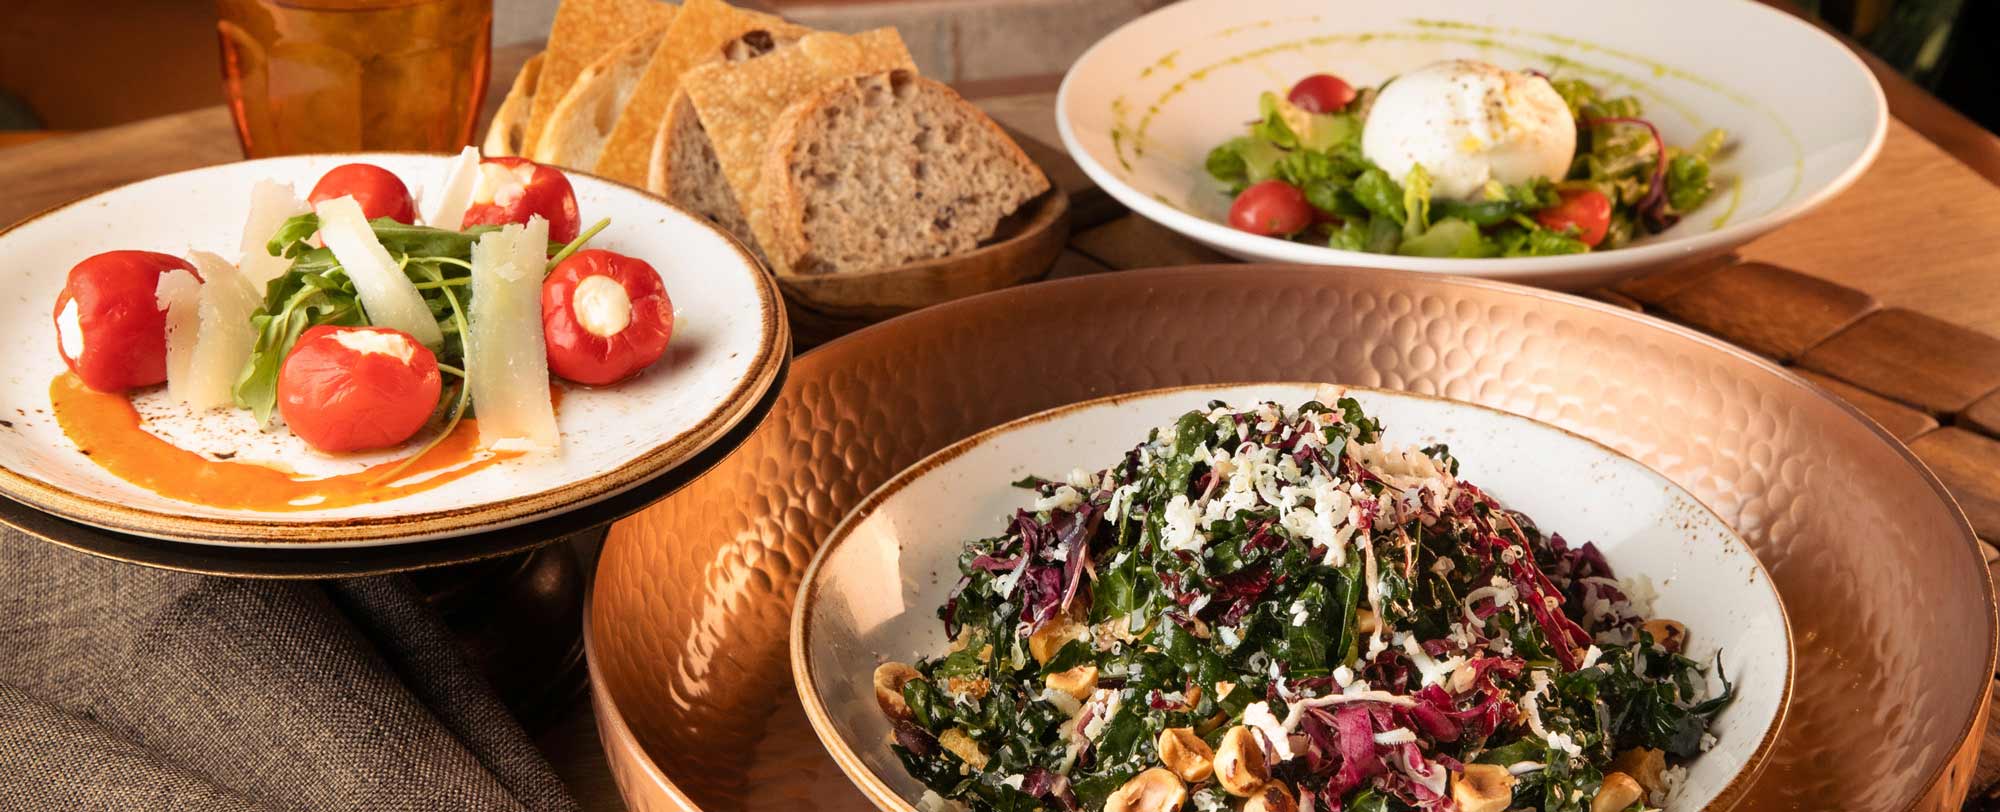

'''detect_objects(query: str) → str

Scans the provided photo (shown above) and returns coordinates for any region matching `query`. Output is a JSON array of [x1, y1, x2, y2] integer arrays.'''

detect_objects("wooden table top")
[[8, 32, 2000, 812]]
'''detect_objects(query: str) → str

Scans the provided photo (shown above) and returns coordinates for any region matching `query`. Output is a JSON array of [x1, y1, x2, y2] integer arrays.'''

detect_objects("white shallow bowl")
[[1056, 0, 1887, 289], [795, 383, 1791, 812], [0, 153, 786, 547]]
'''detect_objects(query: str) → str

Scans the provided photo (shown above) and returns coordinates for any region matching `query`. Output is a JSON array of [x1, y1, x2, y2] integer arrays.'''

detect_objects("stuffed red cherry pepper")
[[277, 325, 442, 453], [540, 250, 673, 386], [461, 157, 582, 243], [53, 250, 200, 393]]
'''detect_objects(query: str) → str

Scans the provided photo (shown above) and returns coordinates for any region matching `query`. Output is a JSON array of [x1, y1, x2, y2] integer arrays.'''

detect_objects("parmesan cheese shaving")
[[238, 180, 307, 289], [1242, 702, 1296, 762], [173, 251, 263, 410], [315, 196, 444, 347], [423, 146, 482, 231], [157, 267, 202, 406], [467, 217, 558, 452]]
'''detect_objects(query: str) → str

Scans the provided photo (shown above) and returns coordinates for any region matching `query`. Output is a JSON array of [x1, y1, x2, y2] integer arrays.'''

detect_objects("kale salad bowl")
[[791, 382, 1790, 812]]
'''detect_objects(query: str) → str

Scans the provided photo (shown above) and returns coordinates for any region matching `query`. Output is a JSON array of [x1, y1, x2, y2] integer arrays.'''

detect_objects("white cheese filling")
[[571, 274, 633, 338], [329, 328, 417, 363]]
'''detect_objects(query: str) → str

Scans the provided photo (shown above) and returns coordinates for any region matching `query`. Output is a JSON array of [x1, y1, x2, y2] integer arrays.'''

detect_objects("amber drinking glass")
[[217, 0, 492, 158]]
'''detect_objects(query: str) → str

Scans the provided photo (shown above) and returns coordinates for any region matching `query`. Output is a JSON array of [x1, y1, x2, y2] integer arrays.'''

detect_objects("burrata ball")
[[1361, 60, 1577, 201]]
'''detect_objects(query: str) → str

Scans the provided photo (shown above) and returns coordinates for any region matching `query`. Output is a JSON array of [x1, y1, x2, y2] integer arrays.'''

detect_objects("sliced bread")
[[532, 19, 672, 169], [654, 89, 763, 259], [753, 70, 1051, 275], [595, 0, 809, 187], [521, 0, 677, 156], [676, 29, 916, 262], [483, 51, 544, 157]]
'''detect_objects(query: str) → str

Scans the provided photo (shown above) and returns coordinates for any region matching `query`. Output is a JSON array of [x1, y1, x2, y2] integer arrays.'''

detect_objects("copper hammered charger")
[[588, 265, 1996, 812]]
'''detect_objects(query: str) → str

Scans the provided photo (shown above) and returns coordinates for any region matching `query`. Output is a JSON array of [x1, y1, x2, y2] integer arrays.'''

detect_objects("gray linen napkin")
[[0, 530, 579, 812]]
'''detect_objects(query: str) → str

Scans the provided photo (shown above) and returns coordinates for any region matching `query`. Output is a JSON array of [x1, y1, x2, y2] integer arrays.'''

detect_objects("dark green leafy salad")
[[873, 394, 1732, 812], [1204, 61, 1728, 257]]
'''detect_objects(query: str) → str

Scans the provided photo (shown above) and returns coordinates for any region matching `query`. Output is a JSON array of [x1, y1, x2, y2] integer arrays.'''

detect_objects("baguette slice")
[[483, 52, 544, 157], [522, 0, 677, 156], [753, 70, 1051, 275], [597, 0, 809, 187], [532, 18, 672, 169], [677, 29, 915, 263]]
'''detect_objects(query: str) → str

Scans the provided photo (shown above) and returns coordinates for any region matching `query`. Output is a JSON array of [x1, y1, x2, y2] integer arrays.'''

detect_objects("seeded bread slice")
[[655, 89, 764, 260], [532, 18, 672, 169], [753, 70, 1051, 275]]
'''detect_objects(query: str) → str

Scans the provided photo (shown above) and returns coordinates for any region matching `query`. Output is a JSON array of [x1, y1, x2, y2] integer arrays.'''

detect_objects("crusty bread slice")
[[753, 70, 1051, 275], [678, 29, 916, 262], [595, 0, 809, 187], [521, 0, 677, 157], [655, 89, 764, 260], [483, 51, 544, 157], [532, 18, 672, 169]]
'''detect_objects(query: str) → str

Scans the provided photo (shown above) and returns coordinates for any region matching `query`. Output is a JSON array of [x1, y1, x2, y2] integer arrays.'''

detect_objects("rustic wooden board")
[[1656, 262, 1880, 361], [1799, 308, 2000, 415]]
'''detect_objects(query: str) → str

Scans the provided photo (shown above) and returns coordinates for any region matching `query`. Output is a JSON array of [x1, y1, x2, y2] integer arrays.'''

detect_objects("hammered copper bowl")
[[588, 265, 1994, 812]]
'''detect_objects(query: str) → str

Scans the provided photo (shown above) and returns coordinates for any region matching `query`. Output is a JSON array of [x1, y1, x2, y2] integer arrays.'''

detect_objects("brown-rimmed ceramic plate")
[[588, 265, 1994, 812], [794, 382, 1791, 811], [0, 153, 787, 547]]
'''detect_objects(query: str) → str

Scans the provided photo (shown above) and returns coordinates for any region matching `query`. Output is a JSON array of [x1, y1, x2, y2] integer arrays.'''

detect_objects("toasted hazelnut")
[[1156, 726, 1215, 783], [1029, 609, 1087, 663], [1214, 726, 1271, 796], [1641, 619, 1688, 653], [1243, 780, 1298, 812], [945, 675, 991, 700], [1611, 747, 1667, 796], [1104, 767, 1187, 812], [1592, 771, 1644, 812], [1045, 664, 1099, 701], [1451, 763, 1516, 812], [1356, 608, 1380, 634], [872, 662, 920, 721], [937, 728, 989, 771]]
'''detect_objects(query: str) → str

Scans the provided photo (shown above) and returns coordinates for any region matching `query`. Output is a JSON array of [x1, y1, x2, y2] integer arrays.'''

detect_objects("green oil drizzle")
[[1712, 176, 1744, 230], [1104, 18, 1806, 227]]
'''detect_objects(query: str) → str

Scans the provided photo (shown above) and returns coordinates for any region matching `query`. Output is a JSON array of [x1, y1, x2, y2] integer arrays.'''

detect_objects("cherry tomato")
[[1535, 189, 1614, 248], [541, 250, 674, 386], [307, 163, 417, 224], [1287, 73, 1357, 114], [1228, 180, 1314, 237], [277, 325, 442, 453], [462, 157, 582, 244], [52, 251, 199, 393]]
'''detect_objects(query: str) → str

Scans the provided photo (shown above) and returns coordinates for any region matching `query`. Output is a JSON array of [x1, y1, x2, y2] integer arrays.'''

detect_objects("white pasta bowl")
[[1056, 0, 1886, 289], [793, 383, 1791, 812]]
